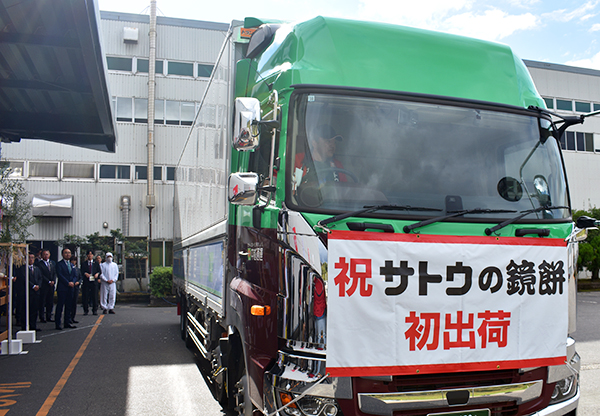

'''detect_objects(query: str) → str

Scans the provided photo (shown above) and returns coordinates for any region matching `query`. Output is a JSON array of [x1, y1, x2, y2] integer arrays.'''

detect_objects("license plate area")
[[427, 410, 490, 416]]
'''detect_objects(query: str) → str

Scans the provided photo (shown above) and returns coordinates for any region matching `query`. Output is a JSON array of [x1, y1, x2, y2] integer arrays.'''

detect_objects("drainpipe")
[[120, 196, 131, 237], [146, 0, 157, 273]]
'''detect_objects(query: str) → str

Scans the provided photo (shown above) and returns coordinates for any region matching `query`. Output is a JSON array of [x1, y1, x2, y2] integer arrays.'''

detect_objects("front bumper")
[[264, 350, 579, 416]]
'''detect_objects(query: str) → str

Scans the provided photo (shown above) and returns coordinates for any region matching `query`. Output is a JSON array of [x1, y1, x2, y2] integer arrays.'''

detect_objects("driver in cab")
[[294, 124, 347, 186]]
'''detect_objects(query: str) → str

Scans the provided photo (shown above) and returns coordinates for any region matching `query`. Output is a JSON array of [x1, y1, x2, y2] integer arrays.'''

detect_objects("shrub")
[[149, 266, 173, 297]]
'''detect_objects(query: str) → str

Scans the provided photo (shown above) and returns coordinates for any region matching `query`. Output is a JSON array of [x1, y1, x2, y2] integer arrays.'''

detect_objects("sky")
[[97, 0, 600, 70]]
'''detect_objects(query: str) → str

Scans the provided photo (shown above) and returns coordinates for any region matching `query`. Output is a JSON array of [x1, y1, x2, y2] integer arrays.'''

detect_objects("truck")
[[174, 16, 589, 416]]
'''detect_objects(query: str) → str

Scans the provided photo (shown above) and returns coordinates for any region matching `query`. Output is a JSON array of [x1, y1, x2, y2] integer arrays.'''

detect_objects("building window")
[[63, 163, 94, 179], [7, 161, 24, 178], [167, 61, 193, 77], [135, 166, 162, 180], [181, 102, 195, 126], [100, 165, 130, 179], [29, 162, 58, 178], [166, 167, 175, 181], [561, 131, 596, 152], [585, 133, 594, 152], [576, 132, 585, 151], [107, 56, 133, 71], [543, 97, 554, 109], [155, 99, 164, 124], [197, 64, 214, 78], [149, 241, 174, 268], [135, 98, 148, 123], [565, 132, 575, 150], [166, 101, 180, 125], [115, 97, 133, 122], [575, 101, 591, 113], [137, 58, 164, 74], [594, 103, 600, 112], [126, 258, 147, 279], [556, 99, 572, 111]]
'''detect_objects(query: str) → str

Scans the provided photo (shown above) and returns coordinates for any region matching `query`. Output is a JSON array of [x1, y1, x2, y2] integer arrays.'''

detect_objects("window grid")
[[114, 97, 197, 125], [107, 55, 215, 80]]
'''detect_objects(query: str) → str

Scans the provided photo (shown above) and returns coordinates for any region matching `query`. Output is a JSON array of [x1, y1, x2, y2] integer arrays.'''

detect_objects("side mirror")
[[233, 98, 261, 151], [228, 172, 259, 205], [576, 215, 599, 229]]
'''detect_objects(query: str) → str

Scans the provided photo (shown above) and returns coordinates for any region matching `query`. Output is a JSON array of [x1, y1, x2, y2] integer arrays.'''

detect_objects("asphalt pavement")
[[0, 303, 226, 416]]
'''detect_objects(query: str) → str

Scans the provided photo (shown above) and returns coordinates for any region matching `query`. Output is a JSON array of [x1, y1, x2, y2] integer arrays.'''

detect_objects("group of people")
[[13, 249, 120, 331]]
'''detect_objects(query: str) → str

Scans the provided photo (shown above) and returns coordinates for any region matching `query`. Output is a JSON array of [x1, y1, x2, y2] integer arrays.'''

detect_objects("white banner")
[[326, 231, 569, 377]]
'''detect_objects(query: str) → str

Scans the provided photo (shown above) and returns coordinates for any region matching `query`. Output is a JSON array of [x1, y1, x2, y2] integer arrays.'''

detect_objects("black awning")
[[0, 0, 116, 152]]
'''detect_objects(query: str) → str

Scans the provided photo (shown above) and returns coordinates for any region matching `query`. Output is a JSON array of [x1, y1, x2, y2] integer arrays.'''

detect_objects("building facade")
[[525, 60, 600, 211], [1, 12, 228, 291], [2, 12, 600, 290]]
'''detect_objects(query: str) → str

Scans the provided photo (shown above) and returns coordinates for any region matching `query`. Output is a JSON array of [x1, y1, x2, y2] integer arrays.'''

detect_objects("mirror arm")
[[555, 115, 584, 140], [253, 119, 281, 130]]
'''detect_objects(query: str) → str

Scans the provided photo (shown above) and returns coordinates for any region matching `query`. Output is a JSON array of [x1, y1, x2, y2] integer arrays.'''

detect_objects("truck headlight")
[[549, 374, 578, 404]]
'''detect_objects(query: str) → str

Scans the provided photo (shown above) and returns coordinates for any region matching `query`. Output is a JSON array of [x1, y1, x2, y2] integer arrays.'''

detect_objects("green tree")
[[574, 208, 600, 280], [0, 162, 36, 244], [111, 229, 148, 291], [83, 231, 114, 257], [57, 234, 87, 259]]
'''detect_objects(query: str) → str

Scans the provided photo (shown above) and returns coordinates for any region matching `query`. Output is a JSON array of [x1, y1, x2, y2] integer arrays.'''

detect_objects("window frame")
[[28, 161, 59, 180], [99, 164, 131, 181], [62, 162, 96, 181], [106, 56, 133, 72]]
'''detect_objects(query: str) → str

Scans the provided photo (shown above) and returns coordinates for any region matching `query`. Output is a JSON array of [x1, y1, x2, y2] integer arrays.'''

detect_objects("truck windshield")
[[287, 92, 569, 220]]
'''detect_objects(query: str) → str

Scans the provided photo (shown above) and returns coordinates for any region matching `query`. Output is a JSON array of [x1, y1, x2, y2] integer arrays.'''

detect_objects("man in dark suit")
[[15, 253, 44, 331], [36, 249, 56, 323], [82, 250, 101, 315], [54, 248, 77, 330], [69, 257, 82, 324]]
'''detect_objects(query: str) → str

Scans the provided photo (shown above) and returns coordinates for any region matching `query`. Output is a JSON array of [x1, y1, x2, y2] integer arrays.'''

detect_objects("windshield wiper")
[[484, 205, 570, 236], [403, 208, 518, 233], [316, 204, 442, 231]]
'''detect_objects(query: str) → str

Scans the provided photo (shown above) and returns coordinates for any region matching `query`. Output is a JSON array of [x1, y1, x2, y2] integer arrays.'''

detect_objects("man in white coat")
[[100, 252, 119, 314]]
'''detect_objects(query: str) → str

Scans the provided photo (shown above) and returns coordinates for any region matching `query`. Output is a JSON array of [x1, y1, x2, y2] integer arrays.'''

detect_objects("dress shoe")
[[40, 319, 47, 323], [48, 319, 54, 323], [55, 326, 63, 330], [92, 311, 97, 315], [71, 320, 79, 324], [35, 328, 42, 332], [108, 310, 115, 314], [103, 309, 107, 314], [83, 312, 88, 316], [65, 324, 77, 329]]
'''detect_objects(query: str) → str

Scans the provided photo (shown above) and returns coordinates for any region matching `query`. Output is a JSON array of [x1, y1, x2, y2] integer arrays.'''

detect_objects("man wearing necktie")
[[55, 248, 77, 330], [82, 250, 101, 315], [35, 249, 56, 323]]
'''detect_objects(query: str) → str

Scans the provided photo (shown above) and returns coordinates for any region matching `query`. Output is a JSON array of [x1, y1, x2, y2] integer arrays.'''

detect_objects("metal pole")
[[7, 243, 13, 354], [146, 0, 157, 274], [25, 245, 29, 331]]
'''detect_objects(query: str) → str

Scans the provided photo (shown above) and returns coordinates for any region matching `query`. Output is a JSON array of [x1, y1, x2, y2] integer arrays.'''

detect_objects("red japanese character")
[[405, 311, 441, 351], [443, 311, 476, 349], [477, 310, 511, 348]]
